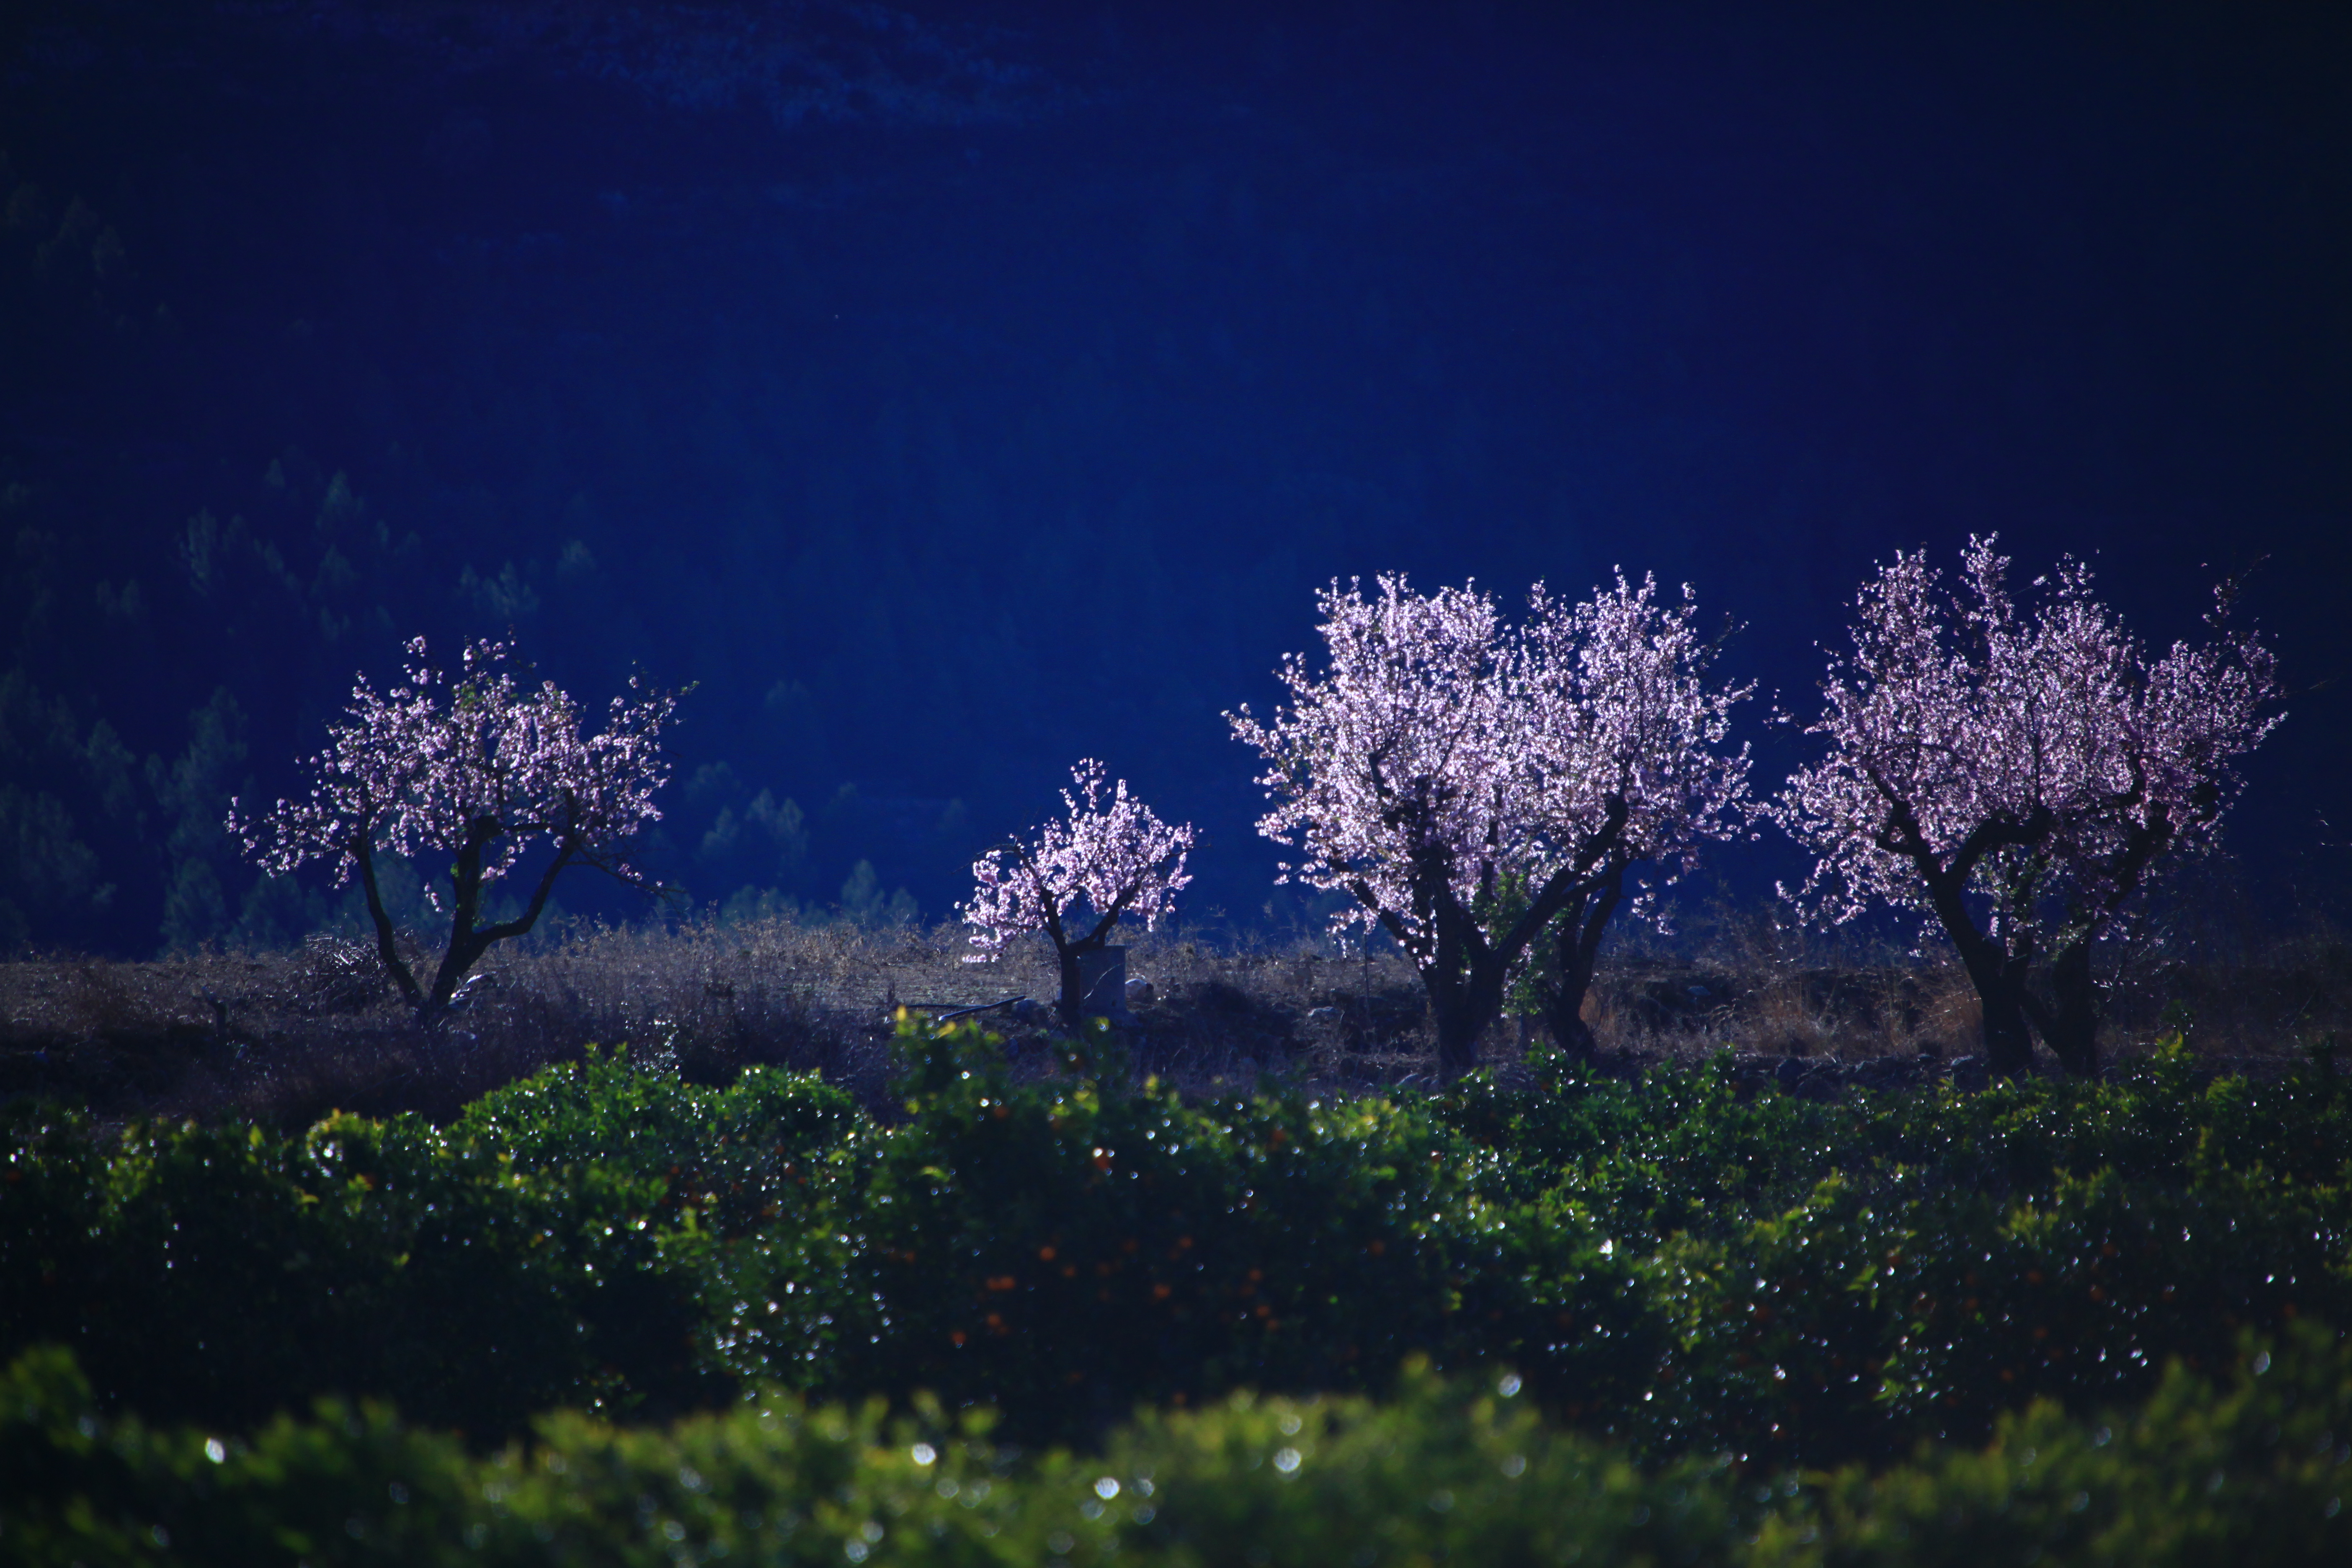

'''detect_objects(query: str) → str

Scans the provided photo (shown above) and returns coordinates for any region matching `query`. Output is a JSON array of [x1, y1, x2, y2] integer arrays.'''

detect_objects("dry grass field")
[[3, 908, 2345, 1128]]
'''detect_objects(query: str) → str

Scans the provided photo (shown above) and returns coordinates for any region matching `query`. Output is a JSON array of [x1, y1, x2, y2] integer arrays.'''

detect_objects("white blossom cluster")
[[1775, 536, 2281, 946], [231, 636, 680, 897], [1227, 572, 1753, 960], [959, 759, 1197, 962]]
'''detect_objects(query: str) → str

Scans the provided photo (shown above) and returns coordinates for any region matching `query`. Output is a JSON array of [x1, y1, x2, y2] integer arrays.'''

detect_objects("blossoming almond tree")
[[1230, 573, 1750, 1078], [1774, 538, 2280, 1078], [961, 760, 1196, 1029], [232, 637, 682, 1022]]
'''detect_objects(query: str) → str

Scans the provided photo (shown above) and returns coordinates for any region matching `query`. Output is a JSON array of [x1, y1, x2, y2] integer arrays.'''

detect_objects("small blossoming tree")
[[1230, 573, 1750, 1078], [961, 760, 1197, 1029], [232, 637, 682, 1022], [1774, 538, 2281, 1078]]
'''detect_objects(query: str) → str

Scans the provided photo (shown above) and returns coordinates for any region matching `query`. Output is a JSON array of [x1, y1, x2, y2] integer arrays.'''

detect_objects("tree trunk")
[[1426, 954, 1511, 1080], [1377, 795, 1630, 1084], [2039, 939, 2101, 1079], [1978, 979, 2038, 1078], [424, 827, 493, 1019], [1420, 865, 1522, 1080], [1885, 798, 2055, 1082], [1948, 931, 2037, 1078], [353, 837, 424, 1011], [1539, 868, 1623, 1064], [418, 819, 572, 1026], [1546, 1005, 1600, 1062]]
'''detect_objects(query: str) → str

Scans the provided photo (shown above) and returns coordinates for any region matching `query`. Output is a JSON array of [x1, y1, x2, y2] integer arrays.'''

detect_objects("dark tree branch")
[[352, 832, 423, 1009], [474, 840, 578, 948]]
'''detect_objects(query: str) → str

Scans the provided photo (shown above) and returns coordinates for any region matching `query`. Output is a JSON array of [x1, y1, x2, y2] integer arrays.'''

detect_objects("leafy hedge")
[[758, 1021, 1657, 1439], [4, 1325, 2346, 1566], [0, 1056, 857, 1438], [3, 1018, 2349, 1468], [1466, 1039, 2352, 1462]]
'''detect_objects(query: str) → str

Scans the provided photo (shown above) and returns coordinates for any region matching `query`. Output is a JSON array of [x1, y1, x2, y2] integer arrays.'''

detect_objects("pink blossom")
[[960, 760, 1195, 1026], [231, 636, 681, 1017], [1230, 573, 1751, 1074], [1774, 537, 2281, 1075], [1519, 572, 1756, 919]]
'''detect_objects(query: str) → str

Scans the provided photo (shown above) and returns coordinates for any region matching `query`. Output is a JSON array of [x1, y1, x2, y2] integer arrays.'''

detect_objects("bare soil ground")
[[3, 914, 2345, 1128]]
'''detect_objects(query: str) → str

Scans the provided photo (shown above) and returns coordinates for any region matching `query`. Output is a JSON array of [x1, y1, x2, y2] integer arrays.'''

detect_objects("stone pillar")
[[1073, 946, 1128, 1020]]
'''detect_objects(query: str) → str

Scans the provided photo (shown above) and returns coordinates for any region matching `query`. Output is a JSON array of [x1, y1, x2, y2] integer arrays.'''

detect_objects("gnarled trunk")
[[1885, 799, 2053, 1080], [353, 833, 425, 1013], [1545, 1003, 1600, 1063], [356, 814, 575, 1029], [424, 821, 497, 1015], [1538, 865, 1624, 1064], [2027, 808, 2172, 1081], [2036, 939, 2101, 1079], [1947, 931, 2038, 1078], [1417, 803, 1629, 1081], [1353, 797, 1631, 1083], [1425, 942, 1514, 1080], [1978, 976, 2038, 1078]]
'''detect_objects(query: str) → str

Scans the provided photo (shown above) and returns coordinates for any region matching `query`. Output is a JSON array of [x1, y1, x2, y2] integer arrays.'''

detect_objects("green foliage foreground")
[[4, 1328, 2347, 1566], [3, 1017, 2352, 1559]]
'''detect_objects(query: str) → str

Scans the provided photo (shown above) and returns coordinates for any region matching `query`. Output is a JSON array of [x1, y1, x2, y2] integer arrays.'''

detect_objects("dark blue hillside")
[[2, 1, 2346, 954]]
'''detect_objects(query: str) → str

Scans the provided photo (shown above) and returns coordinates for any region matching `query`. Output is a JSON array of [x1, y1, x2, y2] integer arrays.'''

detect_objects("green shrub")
[[447, 1048, 867, 1395], [743, 1019, 1661, 1447], [4, 1326, 2346, 1565], [6, 1016, 2350, 1464], [1753, 1319, 2352, 1566], [1092, 1357, 1741, 1568], [1442, 1037, 2352, 1464], [0, 1052, 868, 1440], [449, 1047, 860, 1239], [1446, 1033, 2352, 1247], [0, 1101, 716, 1438]]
